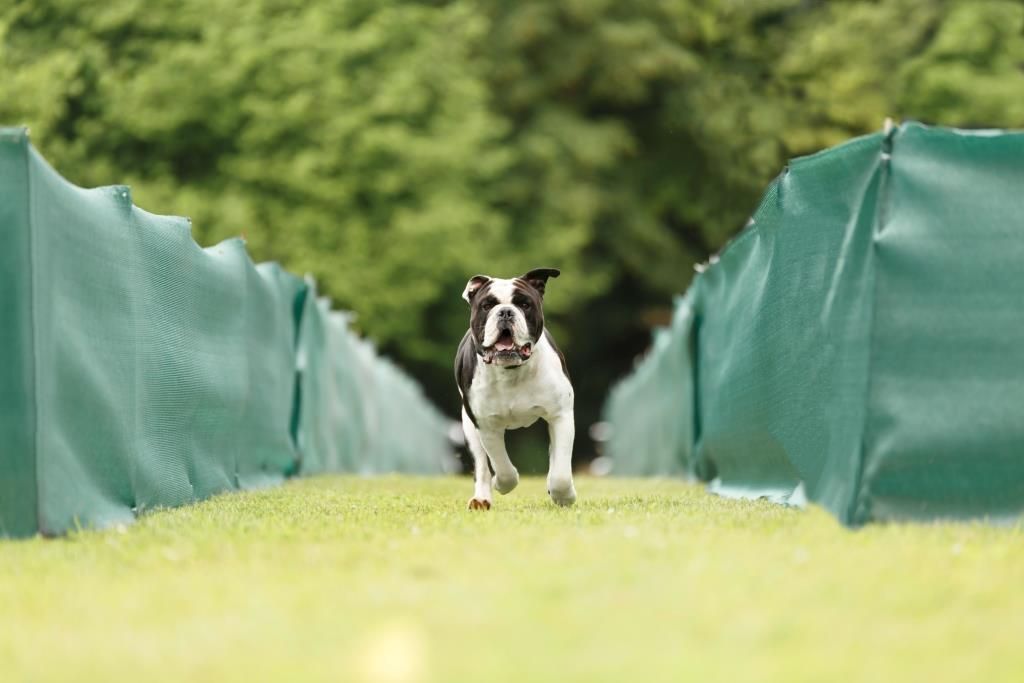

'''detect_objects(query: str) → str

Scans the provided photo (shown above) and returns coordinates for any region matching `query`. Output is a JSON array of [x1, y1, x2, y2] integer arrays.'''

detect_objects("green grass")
[[2, 476, 1022, 683]]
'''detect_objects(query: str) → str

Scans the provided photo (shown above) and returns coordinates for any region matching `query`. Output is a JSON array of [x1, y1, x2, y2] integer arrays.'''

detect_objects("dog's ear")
[[462, 275, 491, 304], [520, 268, 560, 297]]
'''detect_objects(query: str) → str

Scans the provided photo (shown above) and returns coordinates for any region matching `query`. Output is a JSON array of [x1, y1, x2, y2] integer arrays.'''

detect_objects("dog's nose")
[[497, 308, 515, 321]]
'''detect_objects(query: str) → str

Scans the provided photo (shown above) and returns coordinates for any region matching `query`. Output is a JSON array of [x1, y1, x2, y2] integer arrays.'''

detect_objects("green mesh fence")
[[604, 292, 696, 479], [0, 128, 453, 539], [603, 122, 1024, 526], [295, 294, 453, 476]]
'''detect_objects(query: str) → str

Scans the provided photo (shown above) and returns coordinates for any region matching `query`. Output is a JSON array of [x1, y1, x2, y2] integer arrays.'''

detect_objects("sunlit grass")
[[1, 476, 1022, 682]]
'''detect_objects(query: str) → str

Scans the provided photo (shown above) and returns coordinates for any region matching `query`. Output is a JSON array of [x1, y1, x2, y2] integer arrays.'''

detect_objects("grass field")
[[2, 476, 1022, 683]]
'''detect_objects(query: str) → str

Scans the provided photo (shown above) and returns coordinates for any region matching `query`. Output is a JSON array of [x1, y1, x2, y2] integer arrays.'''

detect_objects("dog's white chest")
[[473, 377, 547, 428], [468, 337, 572, 430]]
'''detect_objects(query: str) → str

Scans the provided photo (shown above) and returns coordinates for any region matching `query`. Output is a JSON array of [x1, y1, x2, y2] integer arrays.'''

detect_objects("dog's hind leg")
[[463, 410, 493, 510]]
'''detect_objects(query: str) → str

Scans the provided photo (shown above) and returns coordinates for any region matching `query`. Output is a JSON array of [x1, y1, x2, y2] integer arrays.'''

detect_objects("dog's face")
[[462, 268, 560, 367]]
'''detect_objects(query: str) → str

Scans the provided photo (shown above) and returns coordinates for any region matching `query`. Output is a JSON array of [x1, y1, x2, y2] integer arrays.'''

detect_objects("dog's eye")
[[519, 301, 531, 310]]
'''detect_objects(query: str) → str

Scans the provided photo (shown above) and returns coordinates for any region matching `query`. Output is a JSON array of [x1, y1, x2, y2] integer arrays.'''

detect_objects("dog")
[[455, 268, 576, 509]]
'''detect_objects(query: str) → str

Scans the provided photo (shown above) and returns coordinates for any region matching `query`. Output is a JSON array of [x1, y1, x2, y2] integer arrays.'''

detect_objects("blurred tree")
[[1, 0, 526, 353], [2, 0, 1021, 469]]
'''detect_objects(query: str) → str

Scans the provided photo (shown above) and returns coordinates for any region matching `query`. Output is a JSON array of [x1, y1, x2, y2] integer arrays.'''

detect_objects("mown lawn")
[[1, 476, 1022, 682]]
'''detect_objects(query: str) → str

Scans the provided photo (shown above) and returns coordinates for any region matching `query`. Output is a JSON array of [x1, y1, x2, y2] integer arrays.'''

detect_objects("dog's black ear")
[[462, 275, 491, 304], [520, 268, 560, 297]]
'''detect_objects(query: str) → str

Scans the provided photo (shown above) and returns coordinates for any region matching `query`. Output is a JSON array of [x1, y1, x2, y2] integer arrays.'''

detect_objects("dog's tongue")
[[495, 338, 516, 351]]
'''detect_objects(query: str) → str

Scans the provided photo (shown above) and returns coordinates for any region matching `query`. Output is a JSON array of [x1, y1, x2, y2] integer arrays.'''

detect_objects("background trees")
[[3, 0, 1022, 469]]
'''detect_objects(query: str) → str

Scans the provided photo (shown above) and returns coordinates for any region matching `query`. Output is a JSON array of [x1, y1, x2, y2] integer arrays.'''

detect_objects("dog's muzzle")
[[481, 327, 533, 365]]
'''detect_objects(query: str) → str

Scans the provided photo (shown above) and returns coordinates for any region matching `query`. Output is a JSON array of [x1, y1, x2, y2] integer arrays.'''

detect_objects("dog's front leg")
[[546, 413, 576, 506], [478, 429, 520, 495], [463, 411, 493, 510]]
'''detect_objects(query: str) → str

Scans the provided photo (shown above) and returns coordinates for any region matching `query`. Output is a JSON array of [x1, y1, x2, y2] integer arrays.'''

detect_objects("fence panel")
[[0, 129, 452, 538], [604, 123, 1024, 525]]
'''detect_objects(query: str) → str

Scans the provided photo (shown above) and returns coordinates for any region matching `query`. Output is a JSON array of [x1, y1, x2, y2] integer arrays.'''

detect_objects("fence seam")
[[846, 128, 897, 525], [24, 134, 42, 535]]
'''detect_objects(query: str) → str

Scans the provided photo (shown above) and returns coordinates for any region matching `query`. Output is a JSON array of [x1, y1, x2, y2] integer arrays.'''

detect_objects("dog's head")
[[462, 268, 560, 367]]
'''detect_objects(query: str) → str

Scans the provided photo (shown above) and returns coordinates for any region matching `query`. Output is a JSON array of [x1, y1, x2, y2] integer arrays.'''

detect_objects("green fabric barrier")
[[293, 295, 452, 476], [604, 293, 696, 478], [0, 128, 452, 538], [365, 351, 454, 475], [604, 123, 1024, 525], [295, 295, 362, 475], [0, 129, 36, 538]]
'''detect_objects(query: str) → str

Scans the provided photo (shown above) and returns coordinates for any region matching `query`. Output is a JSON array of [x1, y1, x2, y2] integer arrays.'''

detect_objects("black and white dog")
[[455, 268, 576, 509]]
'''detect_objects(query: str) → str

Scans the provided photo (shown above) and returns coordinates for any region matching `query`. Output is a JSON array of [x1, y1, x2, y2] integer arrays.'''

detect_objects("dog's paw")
[[547, 477, 577, 507], [492, 468, 519, 495], [467, 497, 492, 511]]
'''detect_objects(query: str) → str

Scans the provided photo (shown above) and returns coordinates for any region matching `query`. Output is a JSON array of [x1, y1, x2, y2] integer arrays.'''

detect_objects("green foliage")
[[2, 0, 1022, 445], [1, 0, 522, 361]]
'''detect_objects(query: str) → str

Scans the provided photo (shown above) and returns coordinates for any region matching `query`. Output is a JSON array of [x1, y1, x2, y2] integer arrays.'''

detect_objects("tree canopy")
[[3, 0, 1022, 467]]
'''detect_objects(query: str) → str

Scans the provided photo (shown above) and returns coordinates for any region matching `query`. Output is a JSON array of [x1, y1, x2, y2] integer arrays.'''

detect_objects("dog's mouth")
[[482, 329, 532, 365]]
